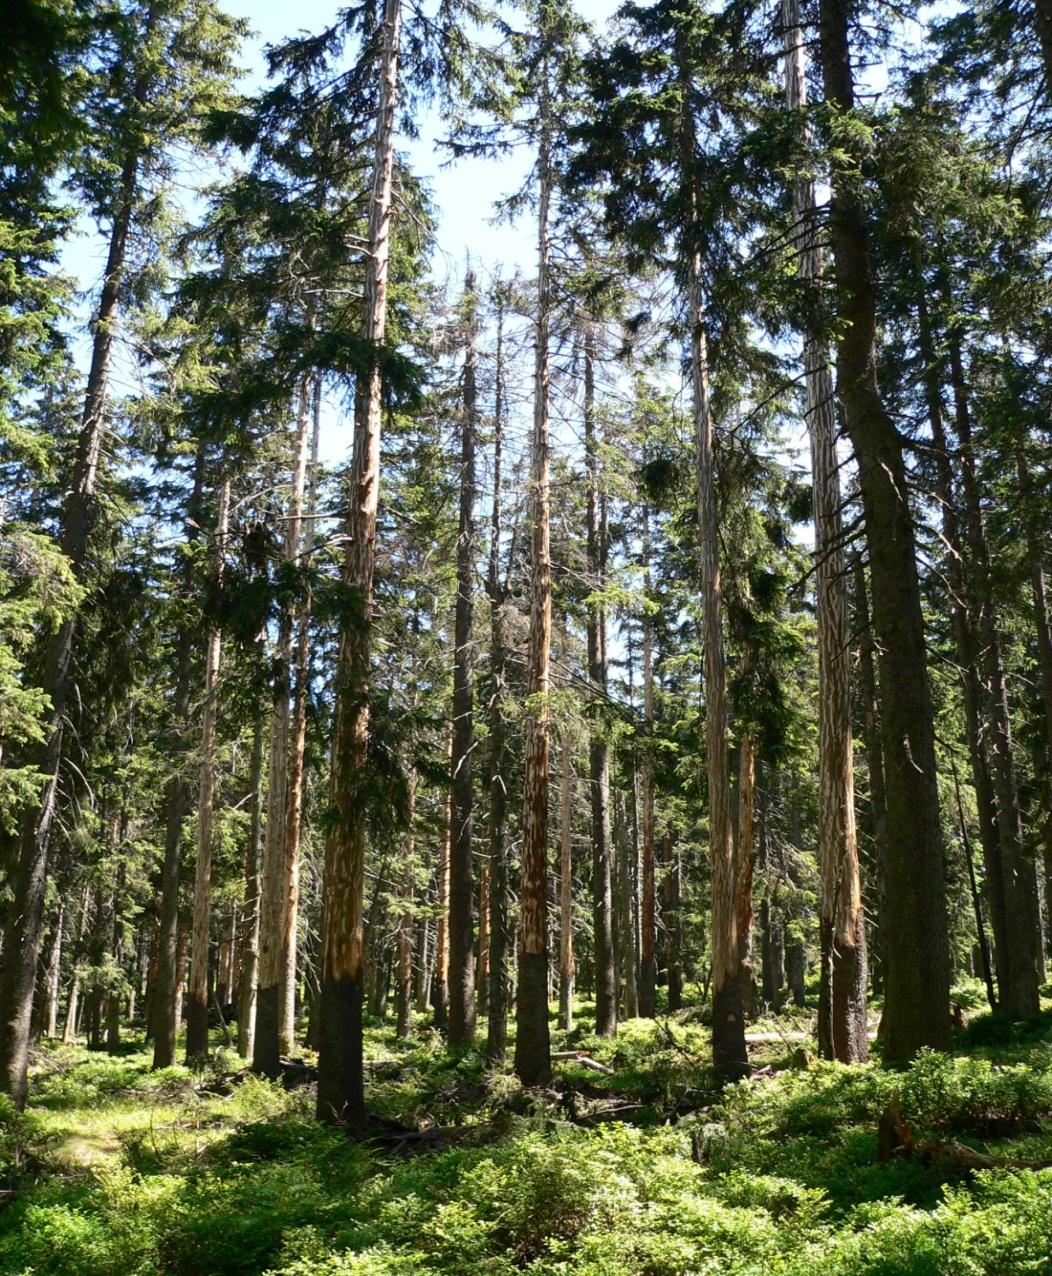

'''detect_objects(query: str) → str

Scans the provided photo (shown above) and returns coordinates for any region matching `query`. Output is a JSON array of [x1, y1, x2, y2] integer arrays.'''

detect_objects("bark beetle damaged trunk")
[[317, 0, 402, 1130]]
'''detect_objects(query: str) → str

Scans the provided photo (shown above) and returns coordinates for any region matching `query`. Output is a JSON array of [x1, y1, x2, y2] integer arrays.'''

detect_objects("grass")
[[0, 989, 1050, 1274]]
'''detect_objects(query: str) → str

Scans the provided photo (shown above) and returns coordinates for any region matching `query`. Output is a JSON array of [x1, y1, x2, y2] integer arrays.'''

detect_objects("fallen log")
[[551, 1051, 615, 1075], [878, 1094, 1052, 1171]]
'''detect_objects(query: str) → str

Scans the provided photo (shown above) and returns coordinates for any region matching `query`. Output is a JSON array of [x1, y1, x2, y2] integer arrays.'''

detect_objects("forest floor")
[[2, 982, 1052, 1275]]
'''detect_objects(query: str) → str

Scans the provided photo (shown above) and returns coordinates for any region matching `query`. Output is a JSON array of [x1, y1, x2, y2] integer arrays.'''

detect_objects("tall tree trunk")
[[818, 0, 950, 1061], [62, 885, 91, 1043], [0, 39, 156, 1100], [486, 290, 511, 1063], [279, 380, 322, 1057], [448, 275, 479, 1047], [616, 791, 639, 1018], [238, 713, 266, 1058], [914, 272, 1008, 1004], [1016, 450, 1052, 960], [257, 387, 311, 1073], [153, 446, 207, 1069], [318, 0, 401, 1128], [558, 727, 574, 1031], [514, 61, 554, 1087], [186, 478, 230, 1062], [638, 509, 658, 1018], [674, 32, 745, 1076], [583, 321, 616, 1038], [948, 334, 1041, 1017], [784, 0, 867, 1062], [735, 738, 757, 1022], [41, 905, 63, 1039]]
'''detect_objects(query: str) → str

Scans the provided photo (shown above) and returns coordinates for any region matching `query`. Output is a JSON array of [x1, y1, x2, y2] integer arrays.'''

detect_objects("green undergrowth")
[[0, 998, 1050, 1275]]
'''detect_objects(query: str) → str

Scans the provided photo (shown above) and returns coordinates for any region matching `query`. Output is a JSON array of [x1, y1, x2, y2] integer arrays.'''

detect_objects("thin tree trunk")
[[639, 509, 657, 1018], [486, 290, 510, 1063], [583, 320, 616, 1038], [616, 791, 639, 1018], [238, 713, 266, 1058], [953, 763, 997, 1011], [818, 0, 950, 1061], [448, 274, 479, 1047], [0, 29, 157, 1099], [735, 738, 757, 1022], [784, 0, 867, 1062], [280, 379, 322, 1057], [41, 905, 63, 1039], [915, 270, 1008, 1004], [186, 478, 230, 1062], [663, 834, 682, 1012], [433, 727, 452, 1029], [558, 727, 574, 1031], [514, 56, 554, 1087], [395, 775, 416, 1039], [948, 332, 1041, 1017]]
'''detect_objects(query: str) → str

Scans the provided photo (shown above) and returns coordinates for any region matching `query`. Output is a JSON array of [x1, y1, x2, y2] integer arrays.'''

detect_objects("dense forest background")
[[2, 0, 1052, 1271]]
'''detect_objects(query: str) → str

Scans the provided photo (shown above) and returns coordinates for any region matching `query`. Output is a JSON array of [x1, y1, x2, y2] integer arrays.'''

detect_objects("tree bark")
[[558, 726, 575, 1031], [914, 271, 1007, 1004], [486, 289, 511, 1063], [237, 713, 266, 1058], [185, 477, 230, 1062], [735, 738, 758, 1023], [638, 508, 658, 1018], [948, 333, 1041, 1017], [818, 0, 950, 1061], [514, 57, 554, 1087], [784, 0, 867, 1062], [448, 274, 479, 1047], [663, 835, 683, 1012], [0, 29, 156, 1101], [317, 0, 401, 1131], [433, 726, 452, 1029], [583, 320, 617, 1038], [153, 445, 206, 1069]]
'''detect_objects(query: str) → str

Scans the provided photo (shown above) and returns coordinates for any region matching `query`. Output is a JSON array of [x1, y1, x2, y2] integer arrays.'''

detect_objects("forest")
[[2, 0, 1052, 1270]]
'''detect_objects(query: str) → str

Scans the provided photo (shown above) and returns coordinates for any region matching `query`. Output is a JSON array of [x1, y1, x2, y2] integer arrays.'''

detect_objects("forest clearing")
[[3, 0, 1052, 1270]]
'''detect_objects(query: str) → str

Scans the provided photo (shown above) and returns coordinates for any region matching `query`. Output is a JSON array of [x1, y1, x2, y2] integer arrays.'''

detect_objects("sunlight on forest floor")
[[2, 984, 1052, 1275]]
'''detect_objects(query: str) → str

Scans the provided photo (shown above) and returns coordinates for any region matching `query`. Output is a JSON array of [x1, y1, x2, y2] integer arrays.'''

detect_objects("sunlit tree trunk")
[[317, 0, 401, 1130], [638, 508, 657, 1018], [818, 0, 950, 1061], [186, 478, 230, 1062], [735, 738, 757, 1022], [784, 0, 867, 1062]]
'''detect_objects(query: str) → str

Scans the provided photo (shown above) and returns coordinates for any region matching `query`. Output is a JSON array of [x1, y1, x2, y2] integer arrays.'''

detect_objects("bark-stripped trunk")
[[583, 321, 616, 1037], [0, 25, 157, 1099], [616, 791, 639, 1018], [948, 335, 1041, 1017], [638, 509, 657, 1018], [238, 713, 265, 1057], [558, 727, 574, 1031], [784, 0, 867, 1062], [62, 885, 91, 1043], [185, 478, 230, 1062], [317, 0, 401, 1127], [448, 276, 478, 1047], [915, 275, 1007, 1003], [818, 0, 950, 1061], [735, 738, 757, 1022], [514, 64, 554, 1087], [154, 447, 207, 1068], [486, 292, 510, 1062]]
